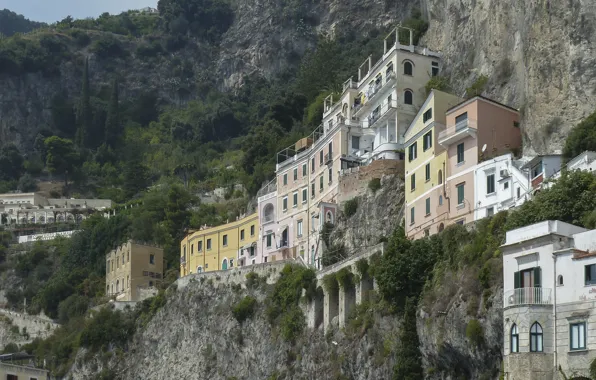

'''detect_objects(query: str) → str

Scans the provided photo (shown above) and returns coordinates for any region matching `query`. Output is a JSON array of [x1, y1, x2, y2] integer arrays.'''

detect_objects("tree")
[[104, 79, 120, 147], [44, 137, 78, 187], [51, 91, 77, 138], [0, 144, 24, 181], [17, 174, 37, 192], [122, 160, 149, 199], [563, 110, 596, 161], [76, 58, 92, 148], [393, 297, 423, 380]]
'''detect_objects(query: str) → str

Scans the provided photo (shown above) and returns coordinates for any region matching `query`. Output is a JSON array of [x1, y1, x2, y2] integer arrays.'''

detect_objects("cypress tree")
[[104, 78, 120, 147], [76, 58, 92, 148], [393, 297, 423, 380]]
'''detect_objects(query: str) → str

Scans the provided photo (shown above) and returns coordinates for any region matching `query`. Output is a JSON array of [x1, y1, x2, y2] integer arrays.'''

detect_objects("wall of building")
[[337, 159, 404, 203], [0, 362, 48, 380], [476, 100, 521, 159]]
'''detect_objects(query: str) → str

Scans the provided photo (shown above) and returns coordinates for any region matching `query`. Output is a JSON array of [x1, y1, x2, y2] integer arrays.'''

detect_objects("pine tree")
[[76, 58, 92, 148], [104, 78, 120, 147], [393, 297, 423, 380]]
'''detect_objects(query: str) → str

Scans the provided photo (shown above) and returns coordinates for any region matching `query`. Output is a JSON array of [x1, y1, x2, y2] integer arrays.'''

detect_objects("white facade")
[[502, 221, 596, 379], [18, 230, 78, 244], [473, 153, 531, 220], [552, 151, 596, 182]]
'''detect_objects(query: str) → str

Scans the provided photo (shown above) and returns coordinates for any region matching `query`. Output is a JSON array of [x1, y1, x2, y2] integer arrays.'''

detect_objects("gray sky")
[[2, 0, 158, 23]]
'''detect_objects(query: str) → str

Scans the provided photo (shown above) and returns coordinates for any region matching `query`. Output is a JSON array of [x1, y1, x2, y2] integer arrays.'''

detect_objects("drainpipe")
[[552, 252, 558, 372]]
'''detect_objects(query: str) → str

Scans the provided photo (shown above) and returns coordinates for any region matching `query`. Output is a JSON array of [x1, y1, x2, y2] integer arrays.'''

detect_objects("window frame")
[[487, 173, 496, 194], [423, 131, 432, 151], [425, 163, 431, 182], [302, 188, 308, 203], [223, 234, 228, 247], [586, 264, 596, 285], [457, 143, 465, 164], [570, 322, 587, 351], [530, 322, 543, 352], [283, 173, 288, 185], [240, 229, 245, 241], [207, 238, 212, 250], [410, 207, 415, 225], [408, 142, 418, 162], [282, 196, 288, 212], [411, 173, 416, 191], [425, 197, 431, 216], [457, 183, 465, 205], [297, 220, 303, 237], [293, 168, 298, 181], [250, 225, 255, 236], [302, 163, 307, 177], [423, 108, 433, 123], [511, 324, 519, 353], [403, 61, 413, 76]]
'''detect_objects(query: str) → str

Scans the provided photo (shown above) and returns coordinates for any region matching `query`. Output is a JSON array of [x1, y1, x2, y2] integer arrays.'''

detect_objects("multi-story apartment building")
[[179, 213, 259, 277], [502, 220, 596, 379], [0, 352, 49, 380], [522, 154, 563, 190], [261, 27, 443, 266], [106, 241, 164, 301], [404, 90, 463, 239], [440, 96, 522, 227], [473, 153, 531, 220]]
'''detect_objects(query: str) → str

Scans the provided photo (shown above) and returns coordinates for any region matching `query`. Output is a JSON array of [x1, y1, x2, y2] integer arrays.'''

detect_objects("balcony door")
[[514, 267, 542, 304]]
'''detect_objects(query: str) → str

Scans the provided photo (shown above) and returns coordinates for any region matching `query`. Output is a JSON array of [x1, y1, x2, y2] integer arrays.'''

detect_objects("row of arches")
[[511, 322, 543, 353]]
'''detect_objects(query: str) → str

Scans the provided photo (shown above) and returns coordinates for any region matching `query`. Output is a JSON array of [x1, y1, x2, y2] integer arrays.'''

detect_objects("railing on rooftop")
[[504, 287, 552, 307], [256, 179, 277, 198], [343, 77, 358, 92]]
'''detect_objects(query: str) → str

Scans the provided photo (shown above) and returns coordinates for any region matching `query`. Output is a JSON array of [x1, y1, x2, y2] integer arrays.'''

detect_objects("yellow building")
[[403, 90, 463, 239], [106, 241, 164, 301], [179, 213, 259, 277]]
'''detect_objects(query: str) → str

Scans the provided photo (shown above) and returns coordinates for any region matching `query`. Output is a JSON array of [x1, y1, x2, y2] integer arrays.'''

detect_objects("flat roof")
[[445, 95, 519, 115]]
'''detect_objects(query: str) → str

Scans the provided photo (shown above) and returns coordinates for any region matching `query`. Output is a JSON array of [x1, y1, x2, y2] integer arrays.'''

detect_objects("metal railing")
[[256, 179, 277, 198], [504, 287, 552, 307], [363, 100, 398, 129], [438, 119, 478, 142]]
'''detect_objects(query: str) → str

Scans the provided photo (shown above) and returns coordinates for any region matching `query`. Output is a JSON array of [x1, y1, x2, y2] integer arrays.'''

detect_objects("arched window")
[[111, 284, 114, 294], [438, 170, 443, 184], [197, 266, 203, 273], [404, 90, 413, 105], [116, 280, 120, 293], [558, 275, 564, 286], [106, 285, 109, 294], [263, 203, 274, 223], [403, 61, 413, 76], [438, 223, 445, 232], [222, 258, 228, 270], [511, 324, 519, 353], [326, 211, 334, 224], [530, 322, 543, 352]]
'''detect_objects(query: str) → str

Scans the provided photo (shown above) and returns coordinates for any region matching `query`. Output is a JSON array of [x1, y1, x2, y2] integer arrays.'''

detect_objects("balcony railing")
[[504, 287, 552, 307], [325, 152, 333, 165], [438, 118, 478, 145], [362, 100, 398, 129], [353, 71, 397, 117]]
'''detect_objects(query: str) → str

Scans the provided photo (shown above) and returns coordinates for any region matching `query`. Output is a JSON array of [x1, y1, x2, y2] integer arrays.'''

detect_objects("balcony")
[[504, 287, 552, 307], [352, 71, 397, 118], [438, 119, 478, 146], [325, 152, 333, 165], [362, 100, 398, 129]]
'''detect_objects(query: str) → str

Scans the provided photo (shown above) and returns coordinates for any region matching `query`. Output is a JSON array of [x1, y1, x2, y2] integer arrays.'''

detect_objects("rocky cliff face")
[[423, 0, 596, 154]]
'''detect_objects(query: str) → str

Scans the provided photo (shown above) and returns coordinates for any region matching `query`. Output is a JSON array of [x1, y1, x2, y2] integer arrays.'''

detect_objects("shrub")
[[79, 307, 135, 351], [343, 198, 358, 218], [355, 258, 370, 278], [246, 272, 265, 289], [321, 243, 345, 266], [265, 265, 316, 323], [466, 75, 488, 98], [322, 274, 339, 293], [91, 35, 125, 59], [232, 296, 257, 323], [425, 76, 451, 95], [68, 29, 91, 47], [279, 306, 305, 343], [368, 178, 381, 193], [563, 109, 596, 161], [135, 40, 163, 57], [590, 356, 596, 379], [466, 319, 484, 346], [335, 267, 354, 290], [57, 294, 89, 324], [2, 342, 18, 354]]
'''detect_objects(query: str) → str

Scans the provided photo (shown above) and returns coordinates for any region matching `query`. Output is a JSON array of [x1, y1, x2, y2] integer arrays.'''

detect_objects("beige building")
[[106, 241, 164, 302], [0, 353, 48, 380]]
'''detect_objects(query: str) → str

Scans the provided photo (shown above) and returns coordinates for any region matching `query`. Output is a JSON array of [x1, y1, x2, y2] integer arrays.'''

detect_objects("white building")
[[521, 155, 563, 192], [502, 220, 596, 379], [473, 153, 531, 220]]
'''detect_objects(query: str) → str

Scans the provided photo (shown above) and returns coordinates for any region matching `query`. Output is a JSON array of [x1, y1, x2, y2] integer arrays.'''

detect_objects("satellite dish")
[[481, 144, 487, 153]]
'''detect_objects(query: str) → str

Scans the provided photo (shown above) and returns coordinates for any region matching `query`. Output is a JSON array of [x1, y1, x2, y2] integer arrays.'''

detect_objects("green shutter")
[[514, 271, 520, 289], [534, 267, 541, 288]]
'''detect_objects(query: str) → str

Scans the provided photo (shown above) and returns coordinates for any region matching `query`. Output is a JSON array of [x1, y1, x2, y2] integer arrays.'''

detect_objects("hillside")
[[0, 9, 46, 37]]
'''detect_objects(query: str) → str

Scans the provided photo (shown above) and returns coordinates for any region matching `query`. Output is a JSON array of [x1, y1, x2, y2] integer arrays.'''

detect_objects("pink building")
[[438, 96, 521, 227]]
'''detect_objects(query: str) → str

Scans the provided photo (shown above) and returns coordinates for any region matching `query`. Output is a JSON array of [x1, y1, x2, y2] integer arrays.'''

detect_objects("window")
[[455, 112, 468, 126], [352, 136, 360, 150], [558, 275, 564, 286], [223, 234, 228, 246], [198, 241, 203, 251], [425, 164, 430, 181], [311, 183, 315, 198], [7, 374, 18, 380], [585, 264, 596, 285], [302, 188, 308, 203], [266, 233, 272, 248], [264, 256, 268, 263], [150, 254, 155, 264], [251, 225, 255, 236], [404, 90, 413, 105], [328, 168, 333, 183], [423, 108, 432, 123], [320, 150, 324, 166], [530, 322, 543, 352], [297, 220, 303, 237], [283, 197, 288, 211], [230, 259, 234, 268], [517, 187, 521, 198], [532, 161, 543, 178], [487, 174, 495, 194], [432, 61, 439, 77], [207, 239, 212, 250], [293, 192, 298, 207], [570, 322, 586, 350], [320, 176, 324, 191], [457, 143, 465, 164], [311, 157, 315, 172], [438, 170, 443, 184], [191, 244, 194, 255], [457, 183, 465, 205], [511, 324, 519, 353], [513, 121, 520, 128], [423, 131, 432, 151], [403, 61, 413, 76], [283, 173, 287, 185], [487, 207, 495, 217], [504, 181, 509, 190], [439, 195, 443, 206], [293, 168, 298, 181], [241, 230, 245, 241], [410, 174, 416, 191], [328, 142, 333, 157], [408, 142, 418, 161], [302, 163, 307, 177], [425, 198, 431, 215], [410, 207, 415, 225]]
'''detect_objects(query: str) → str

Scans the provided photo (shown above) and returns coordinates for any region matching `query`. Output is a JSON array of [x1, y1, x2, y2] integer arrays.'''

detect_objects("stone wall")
[[175, 260, 295, 291], [0, 308, 57, 346], [337, 159, 404, 204]]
